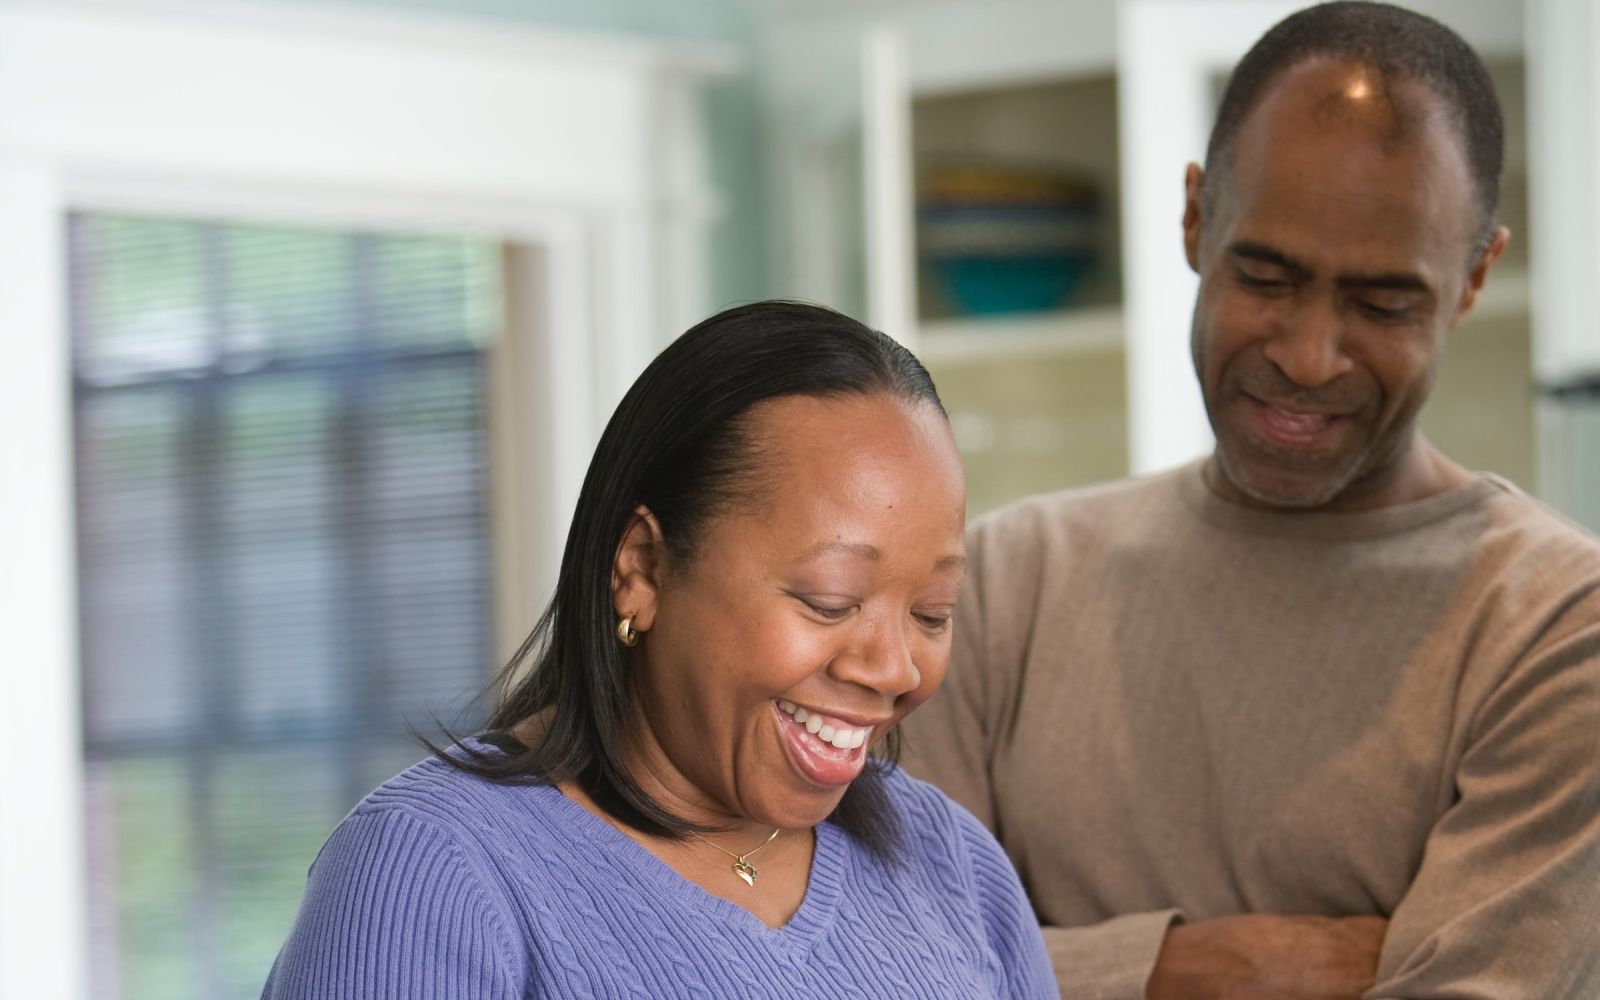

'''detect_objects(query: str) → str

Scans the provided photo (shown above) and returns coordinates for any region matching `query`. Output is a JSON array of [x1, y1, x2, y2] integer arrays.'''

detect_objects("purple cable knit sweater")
[[262, 740, 1057, 998]]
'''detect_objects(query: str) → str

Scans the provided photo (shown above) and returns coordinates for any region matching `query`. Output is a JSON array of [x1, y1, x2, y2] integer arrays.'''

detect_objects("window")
[[70, 214, 499, 999]]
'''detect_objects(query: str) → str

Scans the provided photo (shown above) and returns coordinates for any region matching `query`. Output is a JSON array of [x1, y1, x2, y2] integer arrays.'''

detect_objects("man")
[[903, 4, 1600, 999]]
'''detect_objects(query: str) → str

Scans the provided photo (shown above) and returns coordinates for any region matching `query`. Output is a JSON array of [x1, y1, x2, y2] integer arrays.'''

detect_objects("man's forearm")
[[1145, 914, 1386, 1000]]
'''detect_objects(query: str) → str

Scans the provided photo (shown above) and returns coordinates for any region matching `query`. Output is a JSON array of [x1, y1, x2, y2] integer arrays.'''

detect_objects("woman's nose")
[[831, 617, 922, 698]]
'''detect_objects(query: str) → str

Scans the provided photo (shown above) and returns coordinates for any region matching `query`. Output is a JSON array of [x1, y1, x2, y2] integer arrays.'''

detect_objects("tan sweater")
[[903, 461, 1600, 1000]]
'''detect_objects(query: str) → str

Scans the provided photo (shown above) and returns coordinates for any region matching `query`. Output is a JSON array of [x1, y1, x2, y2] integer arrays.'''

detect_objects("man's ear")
[[1182, 162, 1206, 273], [611, 505, 666, 634], [1452, 225, 1511, 325]]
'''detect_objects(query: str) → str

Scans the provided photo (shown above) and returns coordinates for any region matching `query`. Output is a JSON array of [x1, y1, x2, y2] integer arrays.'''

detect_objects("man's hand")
[[1145, 914, 1387, 1000]]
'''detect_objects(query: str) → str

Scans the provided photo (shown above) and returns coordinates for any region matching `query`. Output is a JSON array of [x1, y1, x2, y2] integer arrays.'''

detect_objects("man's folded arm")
[[1366, 611, 1600, 999]]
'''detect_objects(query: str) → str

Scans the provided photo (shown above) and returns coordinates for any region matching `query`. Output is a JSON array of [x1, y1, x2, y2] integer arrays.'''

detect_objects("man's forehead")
[[1239, 58, 1450, 156], [1212, 59, 1480, 257], [1216, 173, 1468, 285]]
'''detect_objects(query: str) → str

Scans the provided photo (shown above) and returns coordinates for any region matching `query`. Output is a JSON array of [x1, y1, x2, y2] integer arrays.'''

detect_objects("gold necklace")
[[688, 827, 780, 887]]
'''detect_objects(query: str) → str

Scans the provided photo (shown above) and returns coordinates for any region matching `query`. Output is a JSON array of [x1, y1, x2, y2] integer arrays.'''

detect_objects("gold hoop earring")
[[616, 613, 639, 647]]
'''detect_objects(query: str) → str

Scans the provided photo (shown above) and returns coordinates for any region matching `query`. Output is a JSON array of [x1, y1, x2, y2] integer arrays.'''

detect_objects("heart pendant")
[[733, 860, 757, 886]]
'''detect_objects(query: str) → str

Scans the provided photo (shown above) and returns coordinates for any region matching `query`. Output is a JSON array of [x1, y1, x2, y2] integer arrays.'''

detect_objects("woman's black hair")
[[430, 300, 946, 857]]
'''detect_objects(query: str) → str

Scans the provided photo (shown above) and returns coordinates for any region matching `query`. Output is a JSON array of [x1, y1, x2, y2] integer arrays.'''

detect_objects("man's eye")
[[1237, 272, 1287, 291], [1356, 299, 1412, 322]]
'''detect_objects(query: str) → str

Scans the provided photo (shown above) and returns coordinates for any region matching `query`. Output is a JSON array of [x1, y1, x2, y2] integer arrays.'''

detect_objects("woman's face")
[[615, 392, 966, 832]]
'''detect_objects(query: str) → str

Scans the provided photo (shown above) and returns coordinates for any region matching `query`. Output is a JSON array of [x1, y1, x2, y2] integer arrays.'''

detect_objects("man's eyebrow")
[[1227, 241, 1312, 281], [1229, 240, 1433, 295], [1334, 272, 1433, 295]]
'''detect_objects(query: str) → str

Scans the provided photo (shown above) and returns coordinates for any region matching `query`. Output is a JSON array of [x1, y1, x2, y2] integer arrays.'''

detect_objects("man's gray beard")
[[1213, 440, 1360, 510]]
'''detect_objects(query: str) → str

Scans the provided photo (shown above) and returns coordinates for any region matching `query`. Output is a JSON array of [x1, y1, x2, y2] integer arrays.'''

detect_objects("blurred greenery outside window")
[[70, 214, 499, 999]]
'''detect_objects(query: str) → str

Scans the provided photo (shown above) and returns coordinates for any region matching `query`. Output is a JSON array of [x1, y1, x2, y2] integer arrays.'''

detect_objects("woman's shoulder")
[[848, 764, 1051, 985], [290, 740, 574, 915], [878, 763, 980, 824], [874, 765, 1010, 874], [338, 739, 559, 846], [266, 745, 536, 995]]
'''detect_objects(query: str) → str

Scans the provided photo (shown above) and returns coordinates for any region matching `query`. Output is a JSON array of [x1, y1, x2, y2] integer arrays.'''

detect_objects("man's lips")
[[1243, 394, 1350, 449]]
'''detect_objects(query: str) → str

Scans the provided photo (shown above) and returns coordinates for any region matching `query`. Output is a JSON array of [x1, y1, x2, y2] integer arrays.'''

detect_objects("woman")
[[262, 301, 1055, 998]]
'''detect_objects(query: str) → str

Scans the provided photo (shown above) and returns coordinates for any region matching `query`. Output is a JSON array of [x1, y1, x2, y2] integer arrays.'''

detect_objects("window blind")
[[69, 213, 499, 999]]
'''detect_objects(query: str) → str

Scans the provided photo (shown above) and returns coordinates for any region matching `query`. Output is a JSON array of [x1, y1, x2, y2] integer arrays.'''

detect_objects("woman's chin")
[[753, 788, 851, 832]]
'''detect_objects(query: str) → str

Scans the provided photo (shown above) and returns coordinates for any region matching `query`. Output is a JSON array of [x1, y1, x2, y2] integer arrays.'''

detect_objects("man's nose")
[[1262, 296, 1354, 388]]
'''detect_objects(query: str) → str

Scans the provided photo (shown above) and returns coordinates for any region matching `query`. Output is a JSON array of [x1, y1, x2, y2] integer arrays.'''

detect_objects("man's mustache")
[[1227, 362, 1369, 415]]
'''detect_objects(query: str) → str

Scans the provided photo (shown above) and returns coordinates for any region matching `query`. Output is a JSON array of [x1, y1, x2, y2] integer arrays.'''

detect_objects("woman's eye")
[[799, 598, 854, 621], [913, 610, 953, 631]]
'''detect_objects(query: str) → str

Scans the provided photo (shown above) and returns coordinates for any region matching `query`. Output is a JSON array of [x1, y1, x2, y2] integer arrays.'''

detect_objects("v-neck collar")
[[462, 737, 847, 950]]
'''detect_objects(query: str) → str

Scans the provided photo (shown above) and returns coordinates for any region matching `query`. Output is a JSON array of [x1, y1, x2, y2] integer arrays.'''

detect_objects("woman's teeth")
[[777, 699, 868, 749]]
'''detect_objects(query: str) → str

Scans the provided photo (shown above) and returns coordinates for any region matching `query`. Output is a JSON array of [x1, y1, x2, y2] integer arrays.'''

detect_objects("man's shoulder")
[[1478, 474, 1600, 539], [1473, 474, 1600, 581], [971, 463, 1194, 546]]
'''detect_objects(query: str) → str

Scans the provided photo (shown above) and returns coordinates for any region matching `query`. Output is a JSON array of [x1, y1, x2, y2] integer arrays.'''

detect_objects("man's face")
[[1185, 59, 1506, 511]]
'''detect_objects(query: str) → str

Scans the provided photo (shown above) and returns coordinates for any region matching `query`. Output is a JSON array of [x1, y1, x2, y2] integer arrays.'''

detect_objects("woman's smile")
[[773, 699, 877, 788]]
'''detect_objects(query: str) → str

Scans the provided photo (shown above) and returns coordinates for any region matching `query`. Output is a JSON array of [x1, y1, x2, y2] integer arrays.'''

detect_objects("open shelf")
[[916, 306, 1123, 365], [913, 74, 1122, 324]]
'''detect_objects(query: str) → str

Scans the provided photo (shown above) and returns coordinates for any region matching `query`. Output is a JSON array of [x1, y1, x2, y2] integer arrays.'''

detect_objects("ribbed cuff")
[[1045, 909, 1184, 1000]]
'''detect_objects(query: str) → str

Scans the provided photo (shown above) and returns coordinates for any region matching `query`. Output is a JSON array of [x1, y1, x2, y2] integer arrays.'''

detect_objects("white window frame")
[[0, 3, 733, 996]]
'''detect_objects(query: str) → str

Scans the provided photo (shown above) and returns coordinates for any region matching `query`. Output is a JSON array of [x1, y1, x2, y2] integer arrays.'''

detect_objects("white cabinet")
[[762, 3, 1127, 516]]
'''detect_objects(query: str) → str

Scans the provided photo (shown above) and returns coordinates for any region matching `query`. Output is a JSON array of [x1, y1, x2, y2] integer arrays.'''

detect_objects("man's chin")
[[1213, 445, 1358, 511]]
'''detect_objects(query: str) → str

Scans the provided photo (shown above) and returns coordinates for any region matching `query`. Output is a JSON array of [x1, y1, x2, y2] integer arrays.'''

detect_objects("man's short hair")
[[1204, 1, 1503, 242]]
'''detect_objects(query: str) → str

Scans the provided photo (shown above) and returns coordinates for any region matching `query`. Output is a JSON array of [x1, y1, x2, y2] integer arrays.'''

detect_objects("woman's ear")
[[611, 505, 666, 634]]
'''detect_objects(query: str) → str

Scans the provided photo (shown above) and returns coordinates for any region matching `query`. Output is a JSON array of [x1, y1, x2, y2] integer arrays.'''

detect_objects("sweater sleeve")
[[262, 808, 522, 1000], [1368, 595, 1600, 999], [1039, 915, 1181, 1000]]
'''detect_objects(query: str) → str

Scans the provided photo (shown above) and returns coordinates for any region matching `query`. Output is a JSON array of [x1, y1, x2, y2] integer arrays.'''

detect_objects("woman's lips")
[[772, 701, 871, 789]]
